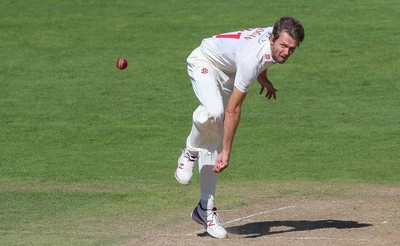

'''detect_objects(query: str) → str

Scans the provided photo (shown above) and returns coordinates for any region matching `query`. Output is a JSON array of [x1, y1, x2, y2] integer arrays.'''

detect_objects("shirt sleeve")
[[233, 53, 260, 93]]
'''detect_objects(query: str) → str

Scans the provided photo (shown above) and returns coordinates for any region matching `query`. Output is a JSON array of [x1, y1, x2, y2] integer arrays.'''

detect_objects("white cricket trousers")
[[185, 47, 234, 210]]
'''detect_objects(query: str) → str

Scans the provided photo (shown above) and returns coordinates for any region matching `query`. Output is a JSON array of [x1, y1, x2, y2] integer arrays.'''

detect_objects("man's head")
[[269, 17, 305, 64]]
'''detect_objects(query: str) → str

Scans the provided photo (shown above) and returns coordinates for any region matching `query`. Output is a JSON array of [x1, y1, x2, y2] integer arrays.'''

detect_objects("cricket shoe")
[[174, 149, 198, 185], [191, 203, 227, 239]]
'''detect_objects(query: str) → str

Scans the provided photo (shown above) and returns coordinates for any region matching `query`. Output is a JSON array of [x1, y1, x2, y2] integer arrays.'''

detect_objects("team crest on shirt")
[[201, 67, 208, 74]]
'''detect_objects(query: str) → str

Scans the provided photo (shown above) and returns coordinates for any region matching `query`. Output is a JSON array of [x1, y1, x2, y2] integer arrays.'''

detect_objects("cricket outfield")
[[1, 0, 399, 245]]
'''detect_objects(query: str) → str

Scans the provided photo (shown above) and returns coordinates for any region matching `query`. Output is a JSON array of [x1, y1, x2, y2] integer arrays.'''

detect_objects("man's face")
[[269, 31, 299, 64]]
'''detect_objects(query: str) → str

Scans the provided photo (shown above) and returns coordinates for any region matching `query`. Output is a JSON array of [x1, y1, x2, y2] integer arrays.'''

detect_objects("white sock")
[[199, 200, 206, 210], [200, 198, 215, 210], [186, 149, 199, 158]]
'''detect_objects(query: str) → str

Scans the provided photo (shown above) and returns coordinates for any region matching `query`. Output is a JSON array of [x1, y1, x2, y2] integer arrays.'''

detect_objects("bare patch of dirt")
[[120, 182, 400, 246]]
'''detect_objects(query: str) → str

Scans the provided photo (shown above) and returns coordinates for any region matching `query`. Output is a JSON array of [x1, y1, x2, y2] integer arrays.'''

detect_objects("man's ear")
[[269, 34, 275, 45]]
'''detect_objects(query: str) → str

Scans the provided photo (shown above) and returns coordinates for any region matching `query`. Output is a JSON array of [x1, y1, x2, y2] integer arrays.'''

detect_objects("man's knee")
[[193, 105, 224, 125], [208, 107, 224, 123]]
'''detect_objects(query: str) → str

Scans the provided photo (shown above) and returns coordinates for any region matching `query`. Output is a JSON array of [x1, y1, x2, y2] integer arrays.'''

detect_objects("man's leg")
[[175, 55, 225, 186], [198, 149, 219, 209], [190, 149, 227, 239], [175, 49, 228, 238]]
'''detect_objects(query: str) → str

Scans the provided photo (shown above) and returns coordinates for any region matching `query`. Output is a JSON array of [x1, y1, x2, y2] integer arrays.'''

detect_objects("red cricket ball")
[[116, 58, 128, 70]]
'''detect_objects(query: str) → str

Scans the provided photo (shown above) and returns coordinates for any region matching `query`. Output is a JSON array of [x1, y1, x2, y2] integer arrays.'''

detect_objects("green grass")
[[1, 0, 399, 244]]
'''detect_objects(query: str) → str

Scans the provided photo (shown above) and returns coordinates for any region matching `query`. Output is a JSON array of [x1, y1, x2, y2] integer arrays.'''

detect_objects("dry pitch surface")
[[123, 182, 399, 246]]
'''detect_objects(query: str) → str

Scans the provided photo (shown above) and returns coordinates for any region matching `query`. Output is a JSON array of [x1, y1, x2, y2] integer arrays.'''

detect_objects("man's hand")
[[257, 70, 278, 100], [213, 151, 229, 173], [259, 80, 278, 100]]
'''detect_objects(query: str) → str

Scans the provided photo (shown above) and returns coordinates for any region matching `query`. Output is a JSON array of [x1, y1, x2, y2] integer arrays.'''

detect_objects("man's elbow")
[[225, 105, 241, 116]]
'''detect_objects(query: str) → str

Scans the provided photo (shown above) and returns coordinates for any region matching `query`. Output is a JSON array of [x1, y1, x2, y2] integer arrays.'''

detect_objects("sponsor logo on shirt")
[[258, 32, 270, 44], [238, 80, 251, 90], [244, 28, 265, 41]]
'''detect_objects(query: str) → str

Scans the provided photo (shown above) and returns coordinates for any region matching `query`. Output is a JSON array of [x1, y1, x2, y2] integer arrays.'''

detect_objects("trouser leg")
[[185, 49, 232, 209], [198, 149, 219, 210]]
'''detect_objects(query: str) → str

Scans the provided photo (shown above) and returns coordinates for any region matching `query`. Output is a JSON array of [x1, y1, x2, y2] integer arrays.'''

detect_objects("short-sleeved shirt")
[[199, 27, 276, 93]]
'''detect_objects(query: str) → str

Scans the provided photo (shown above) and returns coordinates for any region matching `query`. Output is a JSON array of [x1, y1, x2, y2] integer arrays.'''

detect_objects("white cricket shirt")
[[199, 27, 276, 93]]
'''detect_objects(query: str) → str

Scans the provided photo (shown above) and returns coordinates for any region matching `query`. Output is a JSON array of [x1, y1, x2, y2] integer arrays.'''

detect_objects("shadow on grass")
[[225, 220, 372, 238]]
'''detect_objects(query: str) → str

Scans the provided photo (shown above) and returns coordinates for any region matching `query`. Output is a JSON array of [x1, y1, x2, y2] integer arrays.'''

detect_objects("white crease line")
[[189, 205, 296, 235], [271, 236, 369, 242], [224, 205, 296, 225]]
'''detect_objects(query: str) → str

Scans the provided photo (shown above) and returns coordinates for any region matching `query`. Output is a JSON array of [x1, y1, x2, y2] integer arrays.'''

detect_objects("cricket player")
[[174, 17, 305, 238]]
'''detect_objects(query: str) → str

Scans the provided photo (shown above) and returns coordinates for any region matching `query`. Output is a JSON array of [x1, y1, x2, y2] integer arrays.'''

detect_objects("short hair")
[[272, 17, 305, 46]]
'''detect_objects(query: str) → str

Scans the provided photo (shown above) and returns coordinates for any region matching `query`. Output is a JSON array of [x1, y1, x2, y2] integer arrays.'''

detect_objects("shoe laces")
[[207, 208, 224, 226]]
